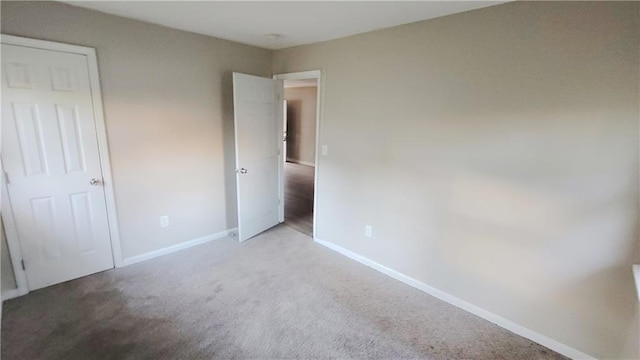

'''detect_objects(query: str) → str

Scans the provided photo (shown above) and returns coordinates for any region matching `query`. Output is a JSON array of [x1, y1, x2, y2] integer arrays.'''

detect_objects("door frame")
[[1, 34, 123, 297], [273, 70, 322, 239]]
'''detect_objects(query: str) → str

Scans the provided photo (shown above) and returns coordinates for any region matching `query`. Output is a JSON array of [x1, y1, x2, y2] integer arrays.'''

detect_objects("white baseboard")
[[121, 228, 237, 267], [286, 158, 315, 167], [314, 237, 594, 360], [1, 288, 20, 302]]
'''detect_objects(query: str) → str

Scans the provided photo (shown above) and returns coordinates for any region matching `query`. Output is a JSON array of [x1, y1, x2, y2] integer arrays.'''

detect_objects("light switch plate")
[[365, 225, 373, 238]]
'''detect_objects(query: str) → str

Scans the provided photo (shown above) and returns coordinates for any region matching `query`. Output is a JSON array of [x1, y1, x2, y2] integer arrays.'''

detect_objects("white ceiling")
[[63, 1, 505, 50]]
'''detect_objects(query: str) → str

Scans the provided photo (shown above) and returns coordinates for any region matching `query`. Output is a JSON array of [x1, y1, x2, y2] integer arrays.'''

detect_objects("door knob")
[[237, 168, 248, 174], [90, 178, 101, 186]]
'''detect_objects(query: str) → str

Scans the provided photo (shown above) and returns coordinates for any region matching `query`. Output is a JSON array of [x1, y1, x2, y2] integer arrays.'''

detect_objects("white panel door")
[[1, 44, 114, 290], [233, 73, 283, 241]]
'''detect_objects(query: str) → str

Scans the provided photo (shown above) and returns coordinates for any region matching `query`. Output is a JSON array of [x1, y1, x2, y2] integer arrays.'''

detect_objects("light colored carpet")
[[2, 225, 566, 359]]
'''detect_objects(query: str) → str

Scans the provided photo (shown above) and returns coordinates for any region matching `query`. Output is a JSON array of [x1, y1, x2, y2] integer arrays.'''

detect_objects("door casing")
[[273, 70, 322, 239], [0, 34, 122, 297]]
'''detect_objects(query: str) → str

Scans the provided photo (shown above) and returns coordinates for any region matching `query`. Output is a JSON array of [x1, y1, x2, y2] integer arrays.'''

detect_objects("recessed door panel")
[[30, 196, 60, 260], [5, 61, 33, 89], [13, 102, 48, 176], [56, 105, 86, 173], [69, 192, 95, 253], [50, 66, 75, 92]]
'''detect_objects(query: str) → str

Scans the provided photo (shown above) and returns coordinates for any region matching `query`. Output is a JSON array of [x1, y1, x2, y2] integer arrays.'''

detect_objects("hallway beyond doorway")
[[284, 162, 314, 236]]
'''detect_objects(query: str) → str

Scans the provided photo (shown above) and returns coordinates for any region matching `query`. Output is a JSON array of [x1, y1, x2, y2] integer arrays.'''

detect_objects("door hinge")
[[21, 259, 25, 270]]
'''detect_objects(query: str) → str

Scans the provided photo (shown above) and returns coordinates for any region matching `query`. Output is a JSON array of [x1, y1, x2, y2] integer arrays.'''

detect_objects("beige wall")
[[1, 1, 272, 261], [285, 87, 317, 165], [1, 1, 639, 358], [274, 2, 640, 358]]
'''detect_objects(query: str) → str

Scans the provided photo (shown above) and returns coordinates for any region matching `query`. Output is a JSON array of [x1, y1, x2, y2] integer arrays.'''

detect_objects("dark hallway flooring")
[[284, 162, 314, 236]]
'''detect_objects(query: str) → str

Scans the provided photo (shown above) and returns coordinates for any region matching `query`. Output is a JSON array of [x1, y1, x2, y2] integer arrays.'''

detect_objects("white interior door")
[[1, 44, 114, 290], [233, 73, 283, 241]]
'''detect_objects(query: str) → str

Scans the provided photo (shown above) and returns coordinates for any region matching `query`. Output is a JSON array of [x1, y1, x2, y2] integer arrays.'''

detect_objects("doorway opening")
[[233, 71, 321, 242], [282, 78, 317, 236], [273, 72, 321, 238]]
